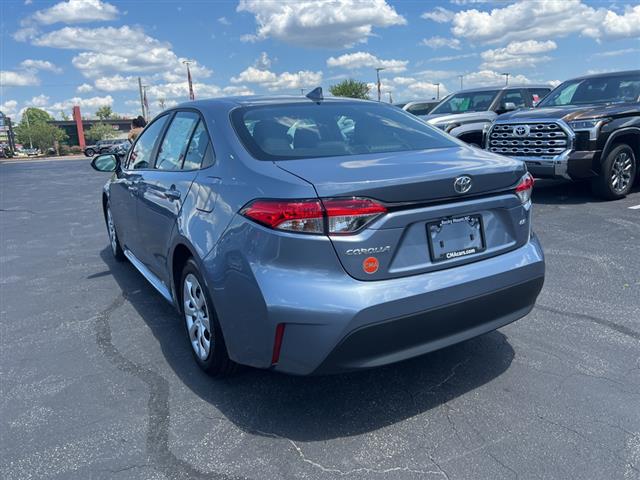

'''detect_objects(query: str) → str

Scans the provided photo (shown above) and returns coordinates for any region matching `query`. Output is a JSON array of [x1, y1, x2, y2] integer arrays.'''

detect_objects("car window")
[[502, 90, 525, 108], [430, 91, 500, 114], [183, 120, 212, 170], [529, 88, 551, 104], [539, 73, 640, 107], [406, 103, 435, 116], [232, 102, 456, 161], [126, 114, 169, 170], [155, 111, 200, 170]]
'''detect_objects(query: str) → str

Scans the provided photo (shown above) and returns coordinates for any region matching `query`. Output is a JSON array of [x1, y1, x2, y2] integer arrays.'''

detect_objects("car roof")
[[452, 84, 552, 94], [560, 69, 640, 81]]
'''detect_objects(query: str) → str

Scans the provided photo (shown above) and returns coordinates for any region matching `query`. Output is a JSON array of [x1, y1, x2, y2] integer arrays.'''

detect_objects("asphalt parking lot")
[[1, 158, 639, 480]]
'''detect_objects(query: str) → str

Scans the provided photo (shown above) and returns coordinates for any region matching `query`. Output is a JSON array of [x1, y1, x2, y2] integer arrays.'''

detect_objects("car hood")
[[498, 103, 639, 122], [425, 111, 497, 126], [275, 146, 525, 203]]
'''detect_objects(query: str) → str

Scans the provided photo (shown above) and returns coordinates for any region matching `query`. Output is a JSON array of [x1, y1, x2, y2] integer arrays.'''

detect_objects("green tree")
[[85, 122, 117, 142], [15, 108, 57, 150], [329, 79, 371, 99], [95, 106, 114, 120], [60, 110, 70, 121], [16, 122, 67, 152]]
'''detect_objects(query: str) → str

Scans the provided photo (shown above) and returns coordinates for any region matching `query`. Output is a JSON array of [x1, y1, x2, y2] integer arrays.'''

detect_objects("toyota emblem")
[[513, 125, 530, 137], [453, 176, 472, 194]]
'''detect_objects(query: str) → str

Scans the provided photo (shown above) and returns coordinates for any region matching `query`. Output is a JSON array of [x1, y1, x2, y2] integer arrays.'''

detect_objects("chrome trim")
[[124, 249, 174, 305], [488, 118, 575, 180]]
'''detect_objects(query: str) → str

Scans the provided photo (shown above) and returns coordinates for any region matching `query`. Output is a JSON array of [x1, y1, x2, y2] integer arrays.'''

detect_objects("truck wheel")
[[591, 144, 636, 200]]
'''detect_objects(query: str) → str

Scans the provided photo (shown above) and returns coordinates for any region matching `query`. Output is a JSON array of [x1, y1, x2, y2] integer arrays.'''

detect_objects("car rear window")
[[231, 102, 456, 161]]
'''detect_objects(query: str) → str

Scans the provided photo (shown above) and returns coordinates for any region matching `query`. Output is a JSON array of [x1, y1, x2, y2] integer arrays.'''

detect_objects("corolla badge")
[[453, 175, 472, 194], [513, 125, 530, 137]]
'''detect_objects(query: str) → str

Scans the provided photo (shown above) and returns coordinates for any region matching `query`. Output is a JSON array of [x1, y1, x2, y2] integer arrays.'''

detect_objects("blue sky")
[[1, 0, 639, 120]]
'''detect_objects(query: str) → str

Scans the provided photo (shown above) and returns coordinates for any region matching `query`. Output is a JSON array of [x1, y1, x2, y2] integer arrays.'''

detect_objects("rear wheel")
[[181, 259, 235, 376], [106, 205, 125, 261], [592, 144, 636, 200]]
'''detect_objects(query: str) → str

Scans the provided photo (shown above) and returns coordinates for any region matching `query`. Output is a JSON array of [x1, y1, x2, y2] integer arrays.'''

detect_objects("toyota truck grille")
[[489, 122, 569, 157]]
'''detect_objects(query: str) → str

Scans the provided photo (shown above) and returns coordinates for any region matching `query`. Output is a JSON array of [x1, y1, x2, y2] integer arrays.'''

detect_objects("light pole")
[[183, 60, 195, 100], [387, 91, 393, 103], [501, 72, 510, 85], [375, 67, 386, 102], [433, 82, 440, 100], [457, 75, 464, 90]]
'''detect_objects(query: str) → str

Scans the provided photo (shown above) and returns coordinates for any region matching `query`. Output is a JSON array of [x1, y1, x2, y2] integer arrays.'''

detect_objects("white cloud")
[[326, 52, 408, 73], [223, 85, 255, 96], [421, 7, 455, 23], [600, 5, 640, 39], [480, 40, 557, 70], [450, 0, 640, 44], [1, 100, 19, 118], [237, 0, 406, 48], [231, 66, 322, 91], [430, 53, 478, 62], [594, 48, 640, 58], [20, 59, 62, 73], [217, 16, 231, 25], [49, 95, 114, 112], [30, 94, 50, 107], [421, 36, 461, 50], [94, 74, 137, 92], [254, 52, 272, 70], [31, 0, 119, 25], [463, 70, 532, 87], [77, 83, 93, 93], [0, 70, 40, 86]]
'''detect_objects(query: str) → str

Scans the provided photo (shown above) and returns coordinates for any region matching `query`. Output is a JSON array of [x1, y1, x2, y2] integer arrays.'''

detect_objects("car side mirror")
[[91, 154, 118, 172], [503, 102, 517, 112]]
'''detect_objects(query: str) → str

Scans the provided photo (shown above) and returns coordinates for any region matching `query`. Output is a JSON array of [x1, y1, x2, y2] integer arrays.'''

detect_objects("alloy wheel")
[[610, 151, 633, 194], [106, 208, 118, 255], [183, 273, 212, 361]]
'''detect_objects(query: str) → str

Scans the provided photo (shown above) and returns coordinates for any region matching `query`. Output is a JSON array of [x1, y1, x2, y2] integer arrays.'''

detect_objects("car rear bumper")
[[207, 221, 545, 375]]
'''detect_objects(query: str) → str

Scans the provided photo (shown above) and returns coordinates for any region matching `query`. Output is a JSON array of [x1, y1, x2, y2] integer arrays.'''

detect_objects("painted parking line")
[[629, 204, 640, 210]]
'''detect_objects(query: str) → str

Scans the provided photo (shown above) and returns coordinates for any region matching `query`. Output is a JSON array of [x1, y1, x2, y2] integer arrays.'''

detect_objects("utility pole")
[[138, 77, 145, 119], [183, 60, 195, 100], [375, 67, 386, 102], [387, 91, 393, 103], [457, 75, 464, 90], [300, 88, 304, 95], [433, 82, 440, 100], [501, 72, 510, 85], [142, 85, 150, 120]]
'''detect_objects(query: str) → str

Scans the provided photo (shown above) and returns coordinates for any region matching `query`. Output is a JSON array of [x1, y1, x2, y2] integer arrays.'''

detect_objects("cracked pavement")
[[1, 159, 639, 479]]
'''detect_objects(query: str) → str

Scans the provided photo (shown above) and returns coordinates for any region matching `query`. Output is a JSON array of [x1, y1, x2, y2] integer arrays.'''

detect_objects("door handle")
[[165, 188, 181, 201]]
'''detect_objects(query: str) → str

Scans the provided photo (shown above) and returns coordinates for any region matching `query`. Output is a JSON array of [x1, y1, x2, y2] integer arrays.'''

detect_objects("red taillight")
[[322, 198, 387, 235], [241, 199, 324, 233], [241, 197, 387, 235], [515, 172, 534, 204], [271, 323, 286, 365]]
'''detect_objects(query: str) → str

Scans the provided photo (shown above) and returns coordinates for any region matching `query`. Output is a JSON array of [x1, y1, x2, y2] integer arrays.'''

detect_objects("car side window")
[[407, 103, 432, 116], [126, 115, 169, 170], [182, 120, 213, 170], [502, 90, 526, 108], [155, 111, 200, 170], [529, 88, 551, 104]]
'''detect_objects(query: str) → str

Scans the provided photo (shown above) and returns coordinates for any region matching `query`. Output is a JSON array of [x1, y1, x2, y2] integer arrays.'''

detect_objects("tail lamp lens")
[[241, 197, 386, 235], [515, 172, 534, 204]]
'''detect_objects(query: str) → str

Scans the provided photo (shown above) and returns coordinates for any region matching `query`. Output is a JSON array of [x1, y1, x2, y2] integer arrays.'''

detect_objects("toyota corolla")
[[91, 90, 545, 375]]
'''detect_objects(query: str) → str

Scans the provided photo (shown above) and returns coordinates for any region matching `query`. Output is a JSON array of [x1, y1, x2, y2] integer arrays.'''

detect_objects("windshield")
[[538, 73, 640, 107], [430, 90, 500, 115], [231, 102, 457, 161]]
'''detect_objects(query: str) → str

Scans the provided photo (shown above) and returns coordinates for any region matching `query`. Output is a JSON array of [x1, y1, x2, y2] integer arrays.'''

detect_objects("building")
[[0, 111, 16, 153], [48, 118, 133, 147]]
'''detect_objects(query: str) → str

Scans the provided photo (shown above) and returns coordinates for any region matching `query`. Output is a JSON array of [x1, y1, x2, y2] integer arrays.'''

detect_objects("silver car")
[[90, 92, 545, 376]]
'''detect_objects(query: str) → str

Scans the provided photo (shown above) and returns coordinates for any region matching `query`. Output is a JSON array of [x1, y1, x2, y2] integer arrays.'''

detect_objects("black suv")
[[486, 70, 640, 199]]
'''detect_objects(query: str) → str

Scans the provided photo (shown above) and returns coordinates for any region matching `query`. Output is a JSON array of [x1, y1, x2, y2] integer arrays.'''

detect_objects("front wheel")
[[181, 259, 236, 376], [85, 148, 95, 157], [591, 144, 636, 200]]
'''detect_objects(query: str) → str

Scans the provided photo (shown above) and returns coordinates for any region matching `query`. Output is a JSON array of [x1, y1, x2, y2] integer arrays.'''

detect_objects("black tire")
[[105, 204, 126, 261], [85, 148, 95, 157], [591, 143, 636, 200], [180, 258, 236, 376]]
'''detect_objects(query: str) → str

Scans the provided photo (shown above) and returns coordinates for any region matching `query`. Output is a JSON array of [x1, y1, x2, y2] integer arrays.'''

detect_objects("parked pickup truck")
[[486, 70, 640, 200], [423, 85, 552, 146]]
